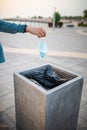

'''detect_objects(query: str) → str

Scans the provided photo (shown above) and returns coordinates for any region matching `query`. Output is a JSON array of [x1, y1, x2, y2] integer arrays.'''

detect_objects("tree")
[[83, 9, 87, 19], [54, 12, 61, 27]]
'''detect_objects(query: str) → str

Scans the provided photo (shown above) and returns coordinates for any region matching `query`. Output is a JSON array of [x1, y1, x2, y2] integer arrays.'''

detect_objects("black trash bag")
[[20, 65, 67, 89]]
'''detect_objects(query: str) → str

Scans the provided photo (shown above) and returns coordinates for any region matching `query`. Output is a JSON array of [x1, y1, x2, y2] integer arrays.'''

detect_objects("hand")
[[26, 26, 46, 38]]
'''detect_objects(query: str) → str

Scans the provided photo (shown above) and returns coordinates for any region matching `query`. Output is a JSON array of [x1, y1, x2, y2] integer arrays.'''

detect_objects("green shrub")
[[83, 24, 87, 27], [78, 22, 83, 26], [58, 22, 63, 28], [78, 22, 87, 27]]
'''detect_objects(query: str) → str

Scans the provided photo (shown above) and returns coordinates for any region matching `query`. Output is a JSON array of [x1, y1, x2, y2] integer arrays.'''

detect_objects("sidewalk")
[[76, 28, 87, 36], [0, 26, 87, 130]]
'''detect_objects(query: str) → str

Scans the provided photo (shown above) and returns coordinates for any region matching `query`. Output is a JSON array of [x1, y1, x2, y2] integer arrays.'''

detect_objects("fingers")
[[40, 28, 46, 37], [37, 28, 46, 38], [38, 28, 46, 37]]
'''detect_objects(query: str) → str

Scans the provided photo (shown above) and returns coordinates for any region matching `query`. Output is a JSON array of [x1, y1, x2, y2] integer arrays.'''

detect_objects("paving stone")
[[0, 70, 9, 77], [79, 104, 87, 121], [80, 99, 87, 109], [77, 117, 87, 130], [0, 84, 11, 97], [6, 81, 14, 92], [0, 93, 15, 111], [79, 61, 87, 68], [5, 106, 16, 123], [71, 65, 86, 73], [82, 73, 87, 84], [0, 112, 15, 130], [0, 75, 13, 85], [83, 83, 87, 90], [11, 127, 16, 130], [81, 89, 87, 103], [0, 124, 9, 130], [0, 80, 14, 97]]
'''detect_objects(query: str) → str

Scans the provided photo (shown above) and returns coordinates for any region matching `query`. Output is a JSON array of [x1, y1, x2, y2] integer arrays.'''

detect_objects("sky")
[[0, 0, 87, 18]]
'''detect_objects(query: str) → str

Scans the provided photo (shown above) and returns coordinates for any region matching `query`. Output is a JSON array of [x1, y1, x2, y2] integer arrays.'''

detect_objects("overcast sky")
[[0, 0, 87, 18]]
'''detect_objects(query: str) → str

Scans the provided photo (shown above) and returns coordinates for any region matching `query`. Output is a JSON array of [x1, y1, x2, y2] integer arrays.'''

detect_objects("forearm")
[[0, 20, 27, 34]]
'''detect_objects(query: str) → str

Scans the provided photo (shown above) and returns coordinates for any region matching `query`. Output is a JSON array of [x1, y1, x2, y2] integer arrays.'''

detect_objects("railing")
[[3, 18, 52, 24]]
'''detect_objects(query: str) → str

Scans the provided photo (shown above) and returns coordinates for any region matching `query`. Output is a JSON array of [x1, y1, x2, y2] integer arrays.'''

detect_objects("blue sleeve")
[[0, 43, 5, 63], [0, 20, 27, 34]]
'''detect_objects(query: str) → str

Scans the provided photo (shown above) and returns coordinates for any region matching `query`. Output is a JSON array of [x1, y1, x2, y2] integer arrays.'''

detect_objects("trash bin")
[[14, 64, 83, 130]]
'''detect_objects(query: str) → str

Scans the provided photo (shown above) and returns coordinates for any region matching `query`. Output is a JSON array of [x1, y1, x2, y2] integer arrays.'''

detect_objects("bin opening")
[[20, 65, 77, 90]]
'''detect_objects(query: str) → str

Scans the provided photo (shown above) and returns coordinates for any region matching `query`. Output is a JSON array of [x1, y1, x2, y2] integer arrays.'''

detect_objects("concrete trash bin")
[[14, 64, 83, 130]]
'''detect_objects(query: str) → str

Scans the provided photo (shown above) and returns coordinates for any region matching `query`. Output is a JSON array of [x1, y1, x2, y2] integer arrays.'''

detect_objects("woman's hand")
[[26, 26, 46, 38]]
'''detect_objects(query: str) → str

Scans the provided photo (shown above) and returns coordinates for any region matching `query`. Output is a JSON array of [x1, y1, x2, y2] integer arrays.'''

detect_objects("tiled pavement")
[[0, 25, 87, 130]]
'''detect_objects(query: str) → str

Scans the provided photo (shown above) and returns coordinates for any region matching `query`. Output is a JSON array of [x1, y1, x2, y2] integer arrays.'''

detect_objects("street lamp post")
[[53, 6, 56, 29]]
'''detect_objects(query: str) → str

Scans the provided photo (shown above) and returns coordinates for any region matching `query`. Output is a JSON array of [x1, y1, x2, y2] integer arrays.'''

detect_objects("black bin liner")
[[20, 65, 68, 90]]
